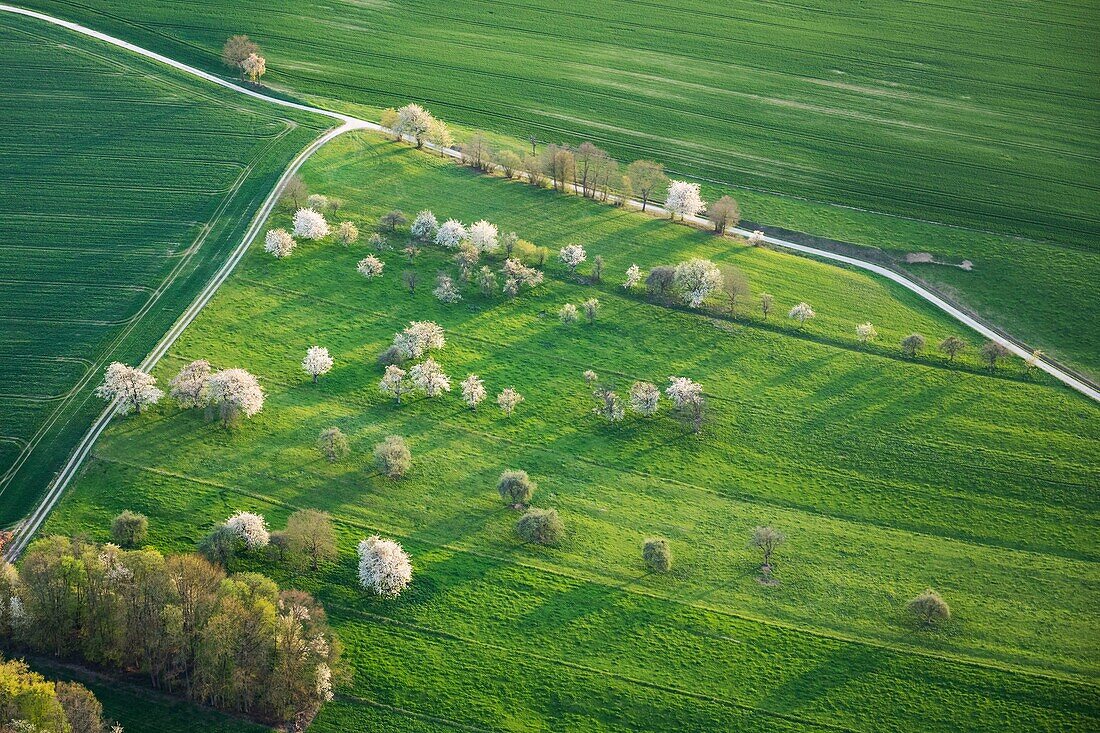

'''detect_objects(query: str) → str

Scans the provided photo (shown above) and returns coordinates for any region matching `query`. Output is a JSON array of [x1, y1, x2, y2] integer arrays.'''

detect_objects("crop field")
[[37, 132, 1100, 731], [0, 13, 329, 526], [18, 0, 1100, 377]]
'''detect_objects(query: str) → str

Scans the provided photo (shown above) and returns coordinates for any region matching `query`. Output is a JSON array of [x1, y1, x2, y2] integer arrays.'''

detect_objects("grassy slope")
[[0, 13, 329, 525], [40, 132, 1099, 731], [17, 0, 1100, 378]]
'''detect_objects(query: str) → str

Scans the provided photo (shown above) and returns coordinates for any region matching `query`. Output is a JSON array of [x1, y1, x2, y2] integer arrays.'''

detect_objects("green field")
[[0, 12, 329, 525], [17, 0, 1100, 377], [37, 132, 1099, 731]]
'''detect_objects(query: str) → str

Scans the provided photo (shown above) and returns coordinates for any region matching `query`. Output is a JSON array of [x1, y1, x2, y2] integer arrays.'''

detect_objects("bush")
[[110, 510, 148, 547], [516, 508, 563, 545], [374, 435, 411, 478], [643, 538, 672, 573], [377, 345, 404, 367], [907, 589, 951, 627], [498, 470, 536, 507]]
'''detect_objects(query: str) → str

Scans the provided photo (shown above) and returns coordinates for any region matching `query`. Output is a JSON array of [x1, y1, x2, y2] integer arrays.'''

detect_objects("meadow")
[[0, 13, 329, 526], [18, 0, 1100, 377], [39, 132, 1100, 731]]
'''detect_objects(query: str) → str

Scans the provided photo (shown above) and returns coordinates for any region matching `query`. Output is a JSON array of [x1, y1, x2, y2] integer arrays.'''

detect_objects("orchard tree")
[[285, 510, 337, 571], [901, 333, 926, 357], [908, 589, 951, 628], [307, 194, 330, 212], [393, 103, 435, 148], [516, 508, 563, 545], [293, 208, 329, 240], [264, 228, 295, 258], [582, 298, 600, 324], [750, 526, 785, 575], [707, 195, 740, 232], [460, 374, 486, 409], [664, 180, 705, 220], [302, 346, 334, 383], [645, 266, 675, 298], [410, 357, 451, 397], [468, 220, 499, 253], [629, 381, 660, 416], [317, 427, 350, 462], [221, 35, 258, 74], [169, 359, 211, 409], [788, 302, 816, 328], [497, 150, 523, 178], [241, 53, 266, 82], [856, 322, 878, 344], [497, 387, 524, 416], [357, 536, 412, 597], [379, 107, 399, 138], [559, 303, 579, 324], [583, 370, 599, 385], [392, 321, 446, 360], [380, 210, 407, 231], [454, 243, 480, 282], [96, 362, 163, 415], [111, 510, 148, 548], [226, 511, 271, 550], [411, 210, 439, 241], [559, 243, 587, 273], [643, 538, 672, 573], [673, 258, 723, 308], [477, 266, 497, 297], [427, 118, 453, 149], [357, 255, 384, 279], [336, 221, 359, 245], [501, 258, 544, 296], [981, 340, 1011, 370], [624, 160, 667, 211], [1025, 349, 1044, 377], [498, 470, 536, 508], [719, 265, 750, 315], [378, 365, 412, 404], [281, 174, 307, 211], [204, 368, 264, 425], [593, 388, 625, 422], [374, 435, 412, 478], [435, 219, 467, 248], [402, 270, 418, 294], [748, 230, 766, 246], [666, 376, 705, 433], [939, 336, 966, 363], [623, 264, 641, 290], [760, 292, 774, 320], [433, 273, 462, 304]]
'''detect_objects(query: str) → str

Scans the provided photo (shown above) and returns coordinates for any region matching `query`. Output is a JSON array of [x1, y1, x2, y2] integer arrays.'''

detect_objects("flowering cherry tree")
[[241, 53, 266, 82], [629, 381, 660, 416], [788, 302, 816, 328], [264, 228, 295, 258], [411, 210, 439, 241], [467, 220, 499, 253], [433, 273, 462, 303], [559, 243, 587, 273], [96, 362, 163, 415], [225, 511, 270, 550], [497, 388, 524, 416], [410, 357, 451, 397], [204, 368, 264, 425], [460, 374, 486, 409], [501, 259, 543, 297], [856, 322, 878, 344], [379, 364, 412, 403], [666, 376, 703, 408], [336, 221, 359, 245], [302, 346, 334, 383], [559, 303, 579, 324], [392, 321, 445, 360], [665, 180, 706, 220], [293, 208, 330, 240], [393, 103, 435, 148], [748, 230, 766, 246], [435, 219, 467, 248], [357, 255, 384, 279], [623, 264, 641, 289], [673, 258, 723, 308], [357, 535, 412, 597], [169, 359, 211, 408]]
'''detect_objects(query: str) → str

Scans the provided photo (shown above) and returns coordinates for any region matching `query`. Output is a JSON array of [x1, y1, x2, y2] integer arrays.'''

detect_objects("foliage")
[[497, 470, 536, 507], [374, 435, 412, 479], [110, 511, 148, 548], [516, 509, 564, 545], [317, 427, 349, 462], [642, 538, 672, 573]]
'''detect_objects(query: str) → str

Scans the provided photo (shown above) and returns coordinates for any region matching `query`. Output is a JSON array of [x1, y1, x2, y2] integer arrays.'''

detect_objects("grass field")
[[17, 0, 1100, 378], [0, 12, 329, 526], [38, 132, 1099, 731]]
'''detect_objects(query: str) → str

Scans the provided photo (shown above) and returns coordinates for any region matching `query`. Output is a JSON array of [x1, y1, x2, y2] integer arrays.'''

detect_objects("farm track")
[[0, 1, 1095, 572]]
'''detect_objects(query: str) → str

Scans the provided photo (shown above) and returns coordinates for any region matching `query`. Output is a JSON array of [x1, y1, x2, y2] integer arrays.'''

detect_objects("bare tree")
[[625, 160, 668, 211], [907, 589, 951, 628], [221, 35, 258, 75], [707, 195, 741, 233], [750, 526, 785, 575], [285, 510, 338, 571], [719, 265, 750, 316], [760, 292, 774, 320], [901, 333, 926, 357], [980, 340, 1011, 371], [938, 336, 966, 363]]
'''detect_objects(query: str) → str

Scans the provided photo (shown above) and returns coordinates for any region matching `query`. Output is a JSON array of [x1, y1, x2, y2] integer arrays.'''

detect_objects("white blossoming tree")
[[467, 220, 499, 253], [96, 362, 163, 415], [623, 264, 641, 290], [629, 381, 660, 416], [501, 259, 543, 297], [302, 346, 334, 383], [225, 511, 270, 550], [410, 357, 451, 397], [433, 273, 462, 303], [393, 103, 434, 148], [357, 535, 412, 597], [241, 52, 266, 82], [856, 322, 878, 344], [748, 230, 766, 246], [559, 303, 579, 324], [203, 368, 264, 425], [264, 228, 295, 258], [497, 387, 523, 416], [788, 302, 816, 328], [559, 243, 587, 273], [673, 258, 723, 308], [357, 255, 384, 278], [293, 208, 330, 240], [435, 219, 467, 248], [460, 374, 486, 409], [169, 359, 212, 409], [411, 210, 439, 241], [392, 321, 446, 360], [336, 220, 359, 245], [379, 364, 413, 404], [666, 376, 705, 432], [665, 180, 705, 220]]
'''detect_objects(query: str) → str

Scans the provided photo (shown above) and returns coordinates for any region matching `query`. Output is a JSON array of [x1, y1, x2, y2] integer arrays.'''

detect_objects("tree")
[[498, 470, 535, 508], [435, 219, 467, 248], [378, 365, 412, 404], [593, 388, 625, 422], [673, 259, 723, 308], [317, 427, 349, 462], [642, 538, 671, 573], [788, 302, 815, 328], [54, 680, 104, 733], [750, 526, 785, 574], [666, 376, 705, 433], [402, 270, 418, 294], [379, 107, 399, 139], [707, 195, 740, 232], [307, 194, 329, 212], [380, 210, 407, 231], [0, 657, 71, 733], [392, 321, 446, 360], [374, 435, 411, 478], [901, 333, 926, 357], [625, 160, 667, 211], [393, 103, 435, 148], [203, 368, 264, 425], [241, 53, 266, 83], [544, 145, 574, 192], [523, 153, 545, 187], [559, 244, 586, 273], [582, 298, 600, 324], [221, 35, 258, 73], [938, 335, 966, 363], [467, 220, 499, 253], [497, 388, 523, 416], [285, 510, 337, 571], [559, 303, 579, 324], [199, 524, 238, 567], [225, 511, 270, 551], [856, 322, 878, 344], [629, 381, 660, 416], [336, 221, 359, 245], [460, 374, 486, 410], [357, 255, 384, 278], [280, 175, 307, 210], [516, 508, 563, 545], [264, 228, 295, 258], [409, 357, 451, 397], [500, 231, 519, 257], [302, 346, 334, 384], [760, 292, 774, 320], [748, 230, 766, 246], [591, 255, 604, 283], [664, 180, 705, 220], [169, 359, 212, 409], [645, 266, 675, 298], [501, 258, 543, 296], [583, 370, 599, 385], [293, 208, 329, 240], [477, 266, 497, 297], [357, 536, 412, 597], [427, 118, 453, 149], [461, 133, 492, 170], [980, 340, 1011, 371], [497, 150, 522, 178], [96, 363, 163, 415], [1025, 348, 1044, 377], [432, 273, 462, 304], [111, 511, 148, 548], [907, 589, 951, 627], [411, 210, 439, 241], [623, 264, 641, 290], [719, 265, 750, 315]]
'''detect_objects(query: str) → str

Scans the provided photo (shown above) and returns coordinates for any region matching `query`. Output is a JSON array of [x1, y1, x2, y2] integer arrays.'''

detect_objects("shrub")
[[907, 589, 951, 627], [110, 510, 148, 547], [374, 435, 411, 478], [516, 508, 563, 545], [643, 538, 672, 573], [498, 470, 535, 508]]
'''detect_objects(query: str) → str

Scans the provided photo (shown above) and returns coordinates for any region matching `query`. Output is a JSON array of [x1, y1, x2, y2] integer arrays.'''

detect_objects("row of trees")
[[0, 536, 339, 730], [0, 655, 120, 733]]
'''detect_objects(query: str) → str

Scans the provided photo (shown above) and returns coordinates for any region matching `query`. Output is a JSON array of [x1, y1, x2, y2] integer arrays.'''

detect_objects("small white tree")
[[788, 302, 816, 328], [629, 381, 660, 416], [336, 220, 359, 245], [411, 210, 439, 241], [169, 359, 211, 409], [225, 511, 270, 550], [559, 244, 587, 273], [748, 230, 766, 246], [856, 322, 878, 344], [393, 103, 434, 148], [665, 180, 705, 220], [467, 220, 499, 253], [582, 298, 600, 324], [583, 370, 599, 385], [264, 228, 295, 258], [433, 273, 462, 303], [357, 255, 384, 278], [241, 52, 266, 82], [293, 208, 330, 240], [306, 194, 329, 212], [302, 346, 334, 383], [623, 264, 641, 290], [673, 259, 723, 308], [203, 368, 264, 425], [410, 357, 451, 397], [665, 376, 702, 408], [427, 118, 453, 149], [501, 259, 543, 297], [460, 374, 486, 409], [559, 303, 579, 324], [392, 321, 446, 360], [434, 219, 467, 248], [379, 364, 412, 403], [357, 536, 412, 597], [96, 363, 163, 415], [497, 388, 523, 416]]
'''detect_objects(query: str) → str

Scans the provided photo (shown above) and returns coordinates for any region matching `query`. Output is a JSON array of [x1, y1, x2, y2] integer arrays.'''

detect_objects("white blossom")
[[673, 258, 723, 308], [241, 52, 266, 82], [559, 243, 587, 272], [583, 370, 598, 384], [357, 255, 384, 278], [665, 376, 703, 408], [357, 535, 412, 597], [96, 362, 163, 415], [501, 258, 543, 296], [629, 381, 661, 416], [409, 357, 451, 397], [393, 103, 434, 147], [379, 364, 412, 403], [856, 322, 878, 344], [559, 303, 579, 324], [467, 220, 499, 253], [293, 208, 330, 240], [593, 389, 625, 422], [788, 302, 816, 326], [225, 511, 270, 550], [316, 663, 334, 702], [433, 273, 462, 303], [411, 210, 439, 241], [748, 230, 766, 246], [497, 387, 523, 416], [392, 321, 445, 360], [336, 220, 359, 245], [264, 228, 295, 258], [302, 346, 334, 383], [435, 219, 467, 248], [169, 359, 211, 409], [665, 180, 706, 220], [460, 374, 486, 409], [203, 368, 264, 422], [623, 264, 641, 289]]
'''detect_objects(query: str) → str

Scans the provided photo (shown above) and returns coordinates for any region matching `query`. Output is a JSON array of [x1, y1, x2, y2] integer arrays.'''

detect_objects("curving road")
[[2, 2, 1095, 560]]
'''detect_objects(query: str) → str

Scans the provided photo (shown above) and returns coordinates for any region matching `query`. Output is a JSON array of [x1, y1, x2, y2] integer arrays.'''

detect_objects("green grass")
[[0, 12, 330, 525], [17, 0, 1100, 377], [38, 132, 1099, 731]]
